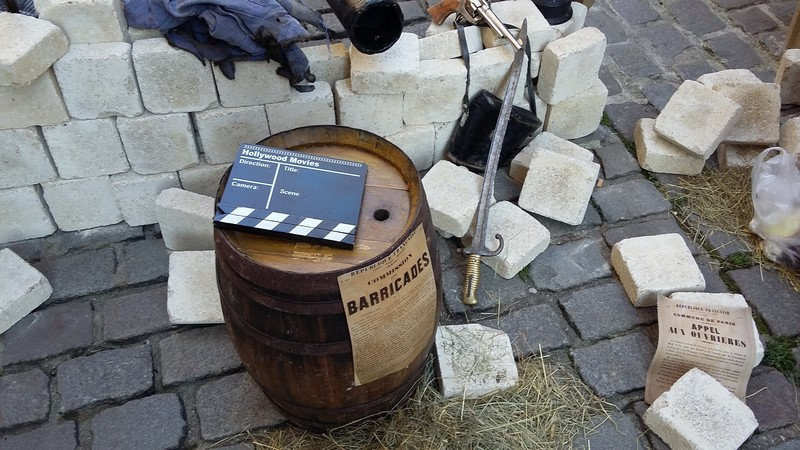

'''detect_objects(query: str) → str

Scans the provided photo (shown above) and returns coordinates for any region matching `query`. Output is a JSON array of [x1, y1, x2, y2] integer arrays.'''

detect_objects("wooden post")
[[788, 1, 800, 50]]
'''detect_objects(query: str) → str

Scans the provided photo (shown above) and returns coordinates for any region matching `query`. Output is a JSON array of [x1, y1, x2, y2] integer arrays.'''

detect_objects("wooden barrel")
[[214, 125, 443, 430]]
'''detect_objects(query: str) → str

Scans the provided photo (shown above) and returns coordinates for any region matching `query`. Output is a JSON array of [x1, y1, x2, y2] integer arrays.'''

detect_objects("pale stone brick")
[[716, 143, 762, 168], [509, 131, 593, 183], [117, 113, 199, 175], [779, 117, 800, 154], [0, 13, 67, 86], [350, 33, 419, 94], [42, 176, 123, 231], [643, 368, 758, 450], [333, 79, 403, 136], [435, 324, 518, 399], [518, 149, 599, 225], [634, 118, 704, 175], [551, 2, 588, 37], [36, 0, 128, 43], [0, 128, 57, 189], [544, 77, 607, 139], [0, 69, 69, 129], [404, 59, 466, 125], [611, 233, 705, 307], [53, 42, 143, 119], [655, 80, 742, 159], [433, 121, 459, 162], [465, 201, 550, 279], [178, 162, 230, 198], [422, 160, 487, 237], [195, 106, 270, 164], [0, 249, 52, 334], [111, 172, 180, 226], [467, 45, 526, 104], [426, 16, 455, 36], [42, 118, 129, 179], [132, 38, 217, 113], [304, 43, 349, 85], [480, 0, 558, 52], [0, 186, 56, 243], [669, 292, 763, 366], [712, 82, 780, 145], [264, 81, 335, 134], [419, 26, 482, 60], [697, 68, 761, 88], [213, 60, 290, 107], [155, 188, 215, 251], [385, 124, 436, 170], [127, 27, 161, 41], [168, 250, 223, 324], [776, 49, 800, 105], [538, 27, 606, 104]]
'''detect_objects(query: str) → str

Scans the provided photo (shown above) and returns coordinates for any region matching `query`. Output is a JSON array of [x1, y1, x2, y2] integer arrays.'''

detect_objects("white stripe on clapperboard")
[[219, 207, 255, 224], [220, 209, 355, 242]]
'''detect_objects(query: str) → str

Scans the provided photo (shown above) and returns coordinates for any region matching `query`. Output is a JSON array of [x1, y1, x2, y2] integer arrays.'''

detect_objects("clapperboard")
[[214, 144, 368, 249]]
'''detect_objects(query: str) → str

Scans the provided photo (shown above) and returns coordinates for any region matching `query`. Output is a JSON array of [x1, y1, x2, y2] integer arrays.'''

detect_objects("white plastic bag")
[[749, 147, 800, 271]]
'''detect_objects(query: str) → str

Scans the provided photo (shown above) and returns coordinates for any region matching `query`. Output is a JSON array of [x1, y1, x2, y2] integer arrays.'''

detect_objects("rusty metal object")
[[326, 0, 404, 54]]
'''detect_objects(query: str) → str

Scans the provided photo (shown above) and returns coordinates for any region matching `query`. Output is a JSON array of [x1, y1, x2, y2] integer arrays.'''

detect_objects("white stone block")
[[669, 292, 763, 366], [53, 42, 143, 119], [0, 249, 52, 334], [776, 49, 800, 105], [265, 81, 335, 134], [111, 171, 180, 226], [0, 128, 57, 189], [779, 117, 800, 154], [155, 188, 215, 251], [468, 45, 526, 104], [433, 121, 459, 162], [333, 79, 403, 136], [610, 233, 705, 307], [0, 69, 69, 129], [0, 186, 56, 243], [643, 368, 758, 450], [213, 60, 290, 107], [422, 160, 487, 237], [544, 77, 607, 139], [697, 69, 761, 88], [167, 250, 223, 324], [350, 32, 419, 94], [132, 38, 217, 113], [178, 162, 231, 198], [0, 13, 68, 86], [480, 0, 557, 52], [716, 143, 762, 168], [404, 59, 466, 125], [426, 16, 455, 36], [538, 27, 606, 104], [195, 106, 270, 164], [42, 118, 129, 179], [419, 26, 482, 60], [712, 82, 780, 145], [435, 324, 518, 399], [518, 149, 599, 225], [37, 0, 128, 43], [466, 201, 550, 279], [509, 131, 594, 183], [655, 80, 742, 159], [551, 2, 588, 37], [42, 176, 122, 231], [304, 42, 350, 85], [634, 118, 704, 175], [117, 113, 199, 174], [385, 124, 436, 170], [127, 27, 161, 41]]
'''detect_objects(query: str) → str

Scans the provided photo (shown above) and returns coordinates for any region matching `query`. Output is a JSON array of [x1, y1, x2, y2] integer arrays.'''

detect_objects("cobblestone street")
[[1, 0, 799, 448]]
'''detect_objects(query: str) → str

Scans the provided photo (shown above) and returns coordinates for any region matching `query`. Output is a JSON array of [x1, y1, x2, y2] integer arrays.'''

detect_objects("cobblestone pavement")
[[2, 0, 800, 448]]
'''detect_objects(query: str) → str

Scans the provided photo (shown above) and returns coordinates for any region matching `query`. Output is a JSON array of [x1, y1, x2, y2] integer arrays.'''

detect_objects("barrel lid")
[[215, 126, 422, 277]]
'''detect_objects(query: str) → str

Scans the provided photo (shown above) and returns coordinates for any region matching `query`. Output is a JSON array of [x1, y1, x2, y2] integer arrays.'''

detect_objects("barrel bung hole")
[[373, 209, 390, 221]]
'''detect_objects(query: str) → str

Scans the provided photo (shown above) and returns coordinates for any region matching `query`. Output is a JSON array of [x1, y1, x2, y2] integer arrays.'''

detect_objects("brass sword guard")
[[461, 234, 504, 305]]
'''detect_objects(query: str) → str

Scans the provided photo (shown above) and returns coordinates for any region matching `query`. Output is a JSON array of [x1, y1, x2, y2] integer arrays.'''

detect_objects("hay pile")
[[249, 354, 610, 450]]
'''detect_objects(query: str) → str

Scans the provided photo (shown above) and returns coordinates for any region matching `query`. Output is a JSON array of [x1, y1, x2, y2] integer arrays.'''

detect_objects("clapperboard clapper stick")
[[459, 21, 529, 305], [214, 144, 368, 249]]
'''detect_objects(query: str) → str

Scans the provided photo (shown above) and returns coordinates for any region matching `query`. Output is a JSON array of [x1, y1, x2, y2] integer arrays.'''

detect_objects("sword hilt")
[[462, 253, 482, 305]]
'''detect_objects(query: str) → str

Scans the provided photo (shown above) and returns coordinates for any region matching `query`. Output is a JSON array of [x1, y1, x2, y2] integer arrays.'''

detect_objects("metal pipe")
[[326, 0, 404, 54]]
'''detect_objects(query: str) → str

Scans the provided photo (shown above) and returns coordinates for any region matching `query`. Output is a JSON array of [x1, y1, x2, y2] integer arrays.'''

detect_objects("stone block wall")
[[0, 0, 603, 243]]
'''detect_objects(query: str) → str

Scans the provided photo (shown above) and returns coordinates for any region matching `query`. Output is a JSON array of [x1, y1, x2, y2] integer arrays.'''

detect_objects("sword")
[[461, 20, 528, 306]]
